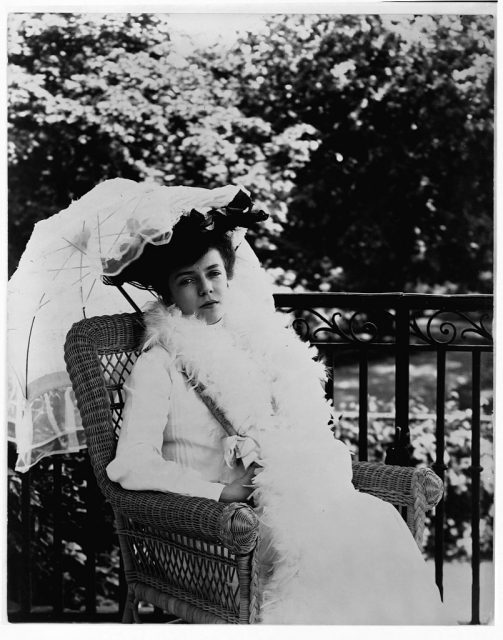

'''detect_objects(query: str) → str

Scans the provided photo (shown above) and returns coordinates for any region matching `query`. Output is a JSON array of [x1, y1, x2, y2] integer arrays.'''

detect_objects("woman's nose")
[[199, 278, 212, 295]]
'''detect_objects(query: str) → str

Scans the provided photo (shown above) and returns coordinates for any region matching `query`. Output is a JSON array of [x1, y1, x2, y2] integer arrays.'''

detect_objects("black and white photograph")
[[4, 0, 496, 628]]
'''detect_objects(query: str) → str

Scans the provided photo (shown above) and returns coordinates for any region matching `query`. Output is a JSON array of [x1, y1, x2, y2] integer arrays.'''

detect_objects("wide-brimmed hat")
[[94, 179, 268, 278]]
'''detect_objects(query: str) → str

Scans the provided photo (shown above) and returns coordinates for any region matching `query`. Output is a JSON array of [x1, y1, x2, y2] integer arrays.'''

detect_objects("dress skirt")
[[255, 489, 453, 625]]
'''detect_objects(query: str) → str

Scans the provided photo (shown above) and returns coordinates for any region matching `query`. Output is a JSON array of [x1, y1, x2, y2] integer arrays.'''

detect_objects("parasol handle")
[[115, 285, 143, 314]]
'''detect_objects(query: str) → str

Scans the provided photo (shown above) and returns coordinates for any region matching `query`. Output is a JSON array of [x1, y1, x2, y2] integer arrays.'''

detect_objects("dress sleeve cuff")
[[206, 482, 225, 502], [106, 449, 226, 502]]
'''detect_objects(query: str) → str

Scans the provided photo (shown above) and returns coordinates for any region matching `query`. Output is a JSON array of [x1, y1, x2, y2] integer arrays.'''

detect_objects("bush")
[[8, 13, 493, 293], [8, 451, 120, 612]]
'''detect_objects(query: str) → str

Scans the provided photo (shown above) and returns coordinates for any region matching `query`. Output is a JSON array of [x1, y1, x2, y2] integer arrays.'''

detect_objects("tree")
[[8, 13, 314, 277], [215, 14, 494, 292], [8, 13, 493, 293]]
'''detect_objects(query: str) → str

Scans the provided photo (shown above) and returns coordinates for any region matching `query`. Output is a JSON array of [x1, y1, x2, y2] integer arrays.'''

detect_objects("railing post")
[[387, 296, 412, 465], [433, 347, 447, 600], [470, 351, 481, 624], [52, 457, 64, 616], [324, 348, 336, 417], [118, 551, 127, 619], [84, 455, 98, 616], [358, 348, 368, 462]]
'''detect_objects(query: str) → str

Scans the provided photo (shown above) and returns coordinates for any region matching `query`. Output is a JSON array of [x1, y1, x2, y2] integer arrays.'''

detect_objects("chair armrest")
[[352, 461, 443, 547], [103, 482, 259, 554], [351, 461, 443, 510]]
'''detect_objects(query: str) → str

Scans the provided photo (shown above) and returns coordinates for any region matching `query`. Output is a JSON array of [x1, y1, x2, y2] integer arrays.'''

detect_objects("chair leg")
[[122, 588, 140, 623]]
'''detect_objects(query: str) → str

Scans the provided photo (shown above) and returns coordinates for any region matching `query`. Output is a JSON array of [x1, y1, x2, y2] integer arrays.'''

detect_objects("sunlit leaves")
[[8, 12, 493, 292]]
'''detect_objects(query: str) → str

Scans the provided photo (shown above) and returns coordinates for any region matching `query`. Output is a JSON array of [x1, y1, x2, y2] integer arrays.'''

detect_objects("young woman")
[[106, 218, 261, 504], [106, 205, 452, 625]]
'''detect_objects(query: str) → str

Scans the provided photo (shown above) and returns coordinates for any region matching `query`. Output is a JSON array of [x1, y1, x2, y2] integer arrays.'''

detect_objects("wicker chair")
[[64, 312, 443, 624]]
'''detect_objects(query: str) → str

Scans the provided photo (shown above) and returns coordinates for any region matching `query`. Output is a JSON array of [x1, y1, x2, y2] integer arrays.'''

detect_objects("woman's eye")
[[209, 270, 222, 278], [179, 278, 194, 286]]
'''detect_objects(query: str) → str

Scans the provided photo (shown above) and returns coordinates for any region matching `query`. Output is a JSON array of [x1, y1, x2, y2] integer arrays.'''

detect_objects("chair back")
[[64, 312, 145, 491]]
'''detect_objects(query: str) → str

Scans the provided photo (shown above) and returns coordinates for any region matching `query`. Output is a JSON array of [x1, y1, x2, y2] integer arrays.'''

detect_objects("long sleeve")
[[106, 346, 225, 502]]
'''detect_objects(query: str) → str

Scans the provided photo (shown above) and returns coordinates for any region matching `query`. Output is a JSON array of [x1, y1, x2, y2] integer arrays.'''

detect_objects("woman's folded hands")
[[219, 462, 262, 503]]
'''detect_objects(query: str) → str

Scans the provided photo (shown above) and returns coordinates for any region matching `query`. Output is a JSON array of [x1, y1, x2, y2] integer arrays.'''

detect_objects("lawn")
[[333, 350, 493, 411]]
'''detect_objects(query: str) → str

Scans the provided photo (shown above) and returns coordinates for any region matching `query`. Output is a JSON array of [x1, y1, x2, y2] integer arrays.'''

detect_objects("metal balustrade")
[[7, 292, 493, 624]]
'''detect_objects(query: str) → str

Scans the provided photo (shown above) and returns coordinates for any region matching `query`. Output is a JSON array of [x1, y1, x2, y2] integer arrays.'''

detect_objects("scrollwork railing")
[[410, 310, 493, 347], [274, 292, 493, 348], [285, 307, 396, 344]]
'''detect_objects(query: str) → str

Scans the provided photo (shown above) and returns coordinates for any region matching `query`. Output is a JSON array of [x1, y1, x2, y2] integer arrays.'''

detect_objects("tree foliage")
[[8, 12, 493, 291], [217, 14, 494, 291]]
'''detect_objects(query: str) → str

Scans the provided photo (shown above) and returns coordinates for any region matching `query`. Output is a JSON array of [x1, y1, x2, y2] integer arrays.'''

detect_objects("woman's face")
[[167, 248, 229, 324]]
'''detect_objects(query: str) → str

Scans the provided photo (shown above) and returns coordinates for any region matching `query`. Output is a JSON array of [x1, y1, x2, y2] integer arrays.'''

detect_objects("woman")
[[106, 194, 452, 625], [106, 214, 262, 504]]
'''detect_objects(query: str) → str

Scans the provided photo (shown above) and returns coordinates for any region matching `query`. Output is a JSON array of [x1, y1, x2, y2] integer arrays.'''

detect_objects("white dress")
[[107, 301, 453, 625], [107, 345, 244, 501]]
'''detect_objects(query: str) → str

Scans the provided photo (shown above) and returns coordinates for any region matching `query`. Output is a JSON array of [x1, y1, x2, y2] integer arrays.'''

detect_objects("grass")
[[333, 350, 493, 411]]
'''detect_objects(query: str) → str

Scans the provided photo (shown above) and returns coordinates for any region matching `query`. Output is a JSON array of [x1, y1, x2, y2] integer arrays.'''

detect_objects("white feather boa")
[[142, 287, 358, 622]]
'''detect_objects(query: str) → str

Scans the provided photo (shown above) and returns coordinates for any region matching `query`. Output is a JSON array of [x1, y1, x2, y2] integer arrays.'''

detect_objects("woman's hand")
[[219, 463, 260, 503]]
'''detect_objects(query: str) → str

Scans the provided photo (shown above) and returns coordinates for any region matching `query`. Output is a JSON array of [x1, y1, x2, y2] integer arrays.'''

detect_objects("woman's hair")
[[105, 215, 236, 301]]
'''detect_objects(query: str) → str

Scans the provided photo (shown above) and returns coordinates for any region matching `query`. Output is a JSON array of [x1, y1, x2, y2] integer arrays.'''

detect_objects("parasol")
[[8, 178, 268, 472]]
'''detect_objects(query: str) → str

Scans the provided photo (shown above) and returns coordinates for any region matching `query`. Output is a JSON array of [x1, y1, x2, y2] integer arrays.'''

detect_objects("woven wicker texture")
[[117, 517, 246, 621], [352, 461, 443, 546], [64, 312, 443, 623]]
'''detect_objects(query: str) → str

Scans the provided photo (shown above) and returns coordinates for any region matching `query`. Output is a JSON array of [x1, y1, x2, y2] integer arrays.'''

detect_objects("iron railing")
[[7, 292, 493, 623]]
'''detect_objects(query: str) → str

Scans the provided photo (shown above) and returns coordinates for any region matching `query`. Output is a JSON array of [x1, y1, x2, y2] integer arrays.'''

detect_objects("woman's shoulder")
[[128, 345, 177, 391], [141, 300, 189, 366], [140, 342, 171, 360], [142, 300, 174, 347], [133, 343, 170, 369]]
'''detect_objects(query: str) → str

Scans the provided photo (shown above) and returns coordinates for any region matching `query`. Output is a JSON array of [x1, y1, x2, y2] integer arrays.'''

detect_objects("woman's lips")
[[201, 301, 218, 308]]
